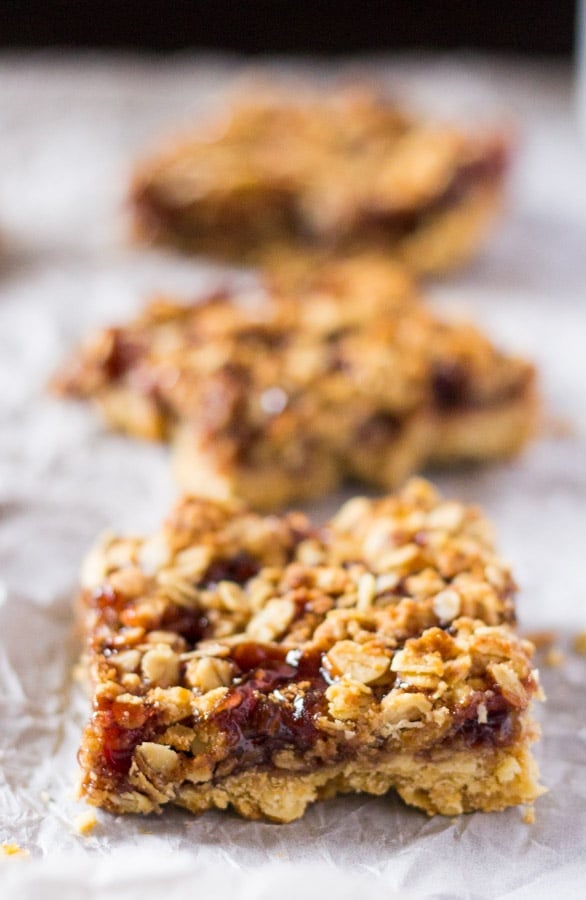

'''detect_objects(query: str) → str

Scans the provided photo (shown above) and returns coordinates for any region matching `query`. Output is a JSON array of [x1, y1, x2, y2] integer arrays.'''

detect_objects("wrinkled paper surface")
[[0, 55, 585, 899]]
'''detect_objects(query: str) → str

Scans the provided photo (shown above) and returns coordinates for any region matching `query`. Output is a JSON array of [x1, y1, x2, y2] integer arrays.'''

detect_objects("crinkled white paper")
[[0, 55, 585, 900]]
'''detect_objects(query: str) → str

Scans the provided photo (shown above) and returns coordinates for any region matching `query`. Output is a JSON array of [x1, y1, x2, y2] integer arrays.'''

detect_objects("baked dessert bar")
[[131, 89, 509, 274], [77, 479, 544, 821], [53, 255, 537, 510]]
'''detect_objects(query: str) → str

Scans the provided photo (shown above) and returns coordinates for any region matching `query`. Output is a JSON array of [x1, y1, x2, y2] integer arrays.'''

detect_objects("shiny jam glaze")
[[159, 605, 209, 645], [89, 584, 126, 628], [201, 552, 260, 587], [210, 643, 329, 768], [91, 694, 158, 778], [449, 691, 515, 749], [90, 585, 210, 650]]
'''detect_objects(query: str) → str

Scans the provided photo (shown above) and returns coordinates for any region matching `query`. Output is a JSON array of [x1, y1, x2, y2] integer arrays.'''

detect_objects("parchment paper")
[[0, 54, 585, 899]]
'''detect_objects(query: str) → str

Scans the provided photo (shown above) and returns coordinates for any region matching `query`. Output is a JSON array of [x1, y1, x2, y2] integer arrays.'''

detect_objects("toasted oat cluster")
[[53, 254, 536, 510], [131, 88, 509, 274], [78, 479, 544, 822]]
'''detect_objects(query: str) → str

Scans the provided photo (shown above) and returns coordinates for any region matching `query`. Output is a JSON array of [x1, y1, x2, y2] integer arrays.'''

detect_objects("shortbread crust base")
[[81, 740, 543, 824]]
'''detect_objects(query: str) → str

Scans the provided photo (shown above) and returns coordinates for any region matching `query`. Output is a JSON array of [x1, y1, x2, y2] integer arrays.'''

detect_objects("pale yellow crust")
[[76, 480, 544, 822], [90, 744, 542, 823], [175, 744, 542, 822]]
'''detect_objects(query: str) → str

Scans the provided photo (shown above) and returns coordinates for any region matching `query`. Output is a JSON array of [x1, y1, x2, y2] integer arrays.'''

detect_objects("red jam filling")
[[210, 643, 329, 768], [202, 552, 260, 588], [449, 691, 515, 749], [91, 695, 158, 779]]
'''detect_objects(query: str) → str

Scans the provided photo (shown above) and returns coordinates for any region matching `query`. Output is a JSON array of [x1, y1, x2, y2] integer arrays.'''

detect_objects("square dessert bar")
[[131, 88, 509, 274], [78, 479, 543, 822], [53, 254, 537, 511]]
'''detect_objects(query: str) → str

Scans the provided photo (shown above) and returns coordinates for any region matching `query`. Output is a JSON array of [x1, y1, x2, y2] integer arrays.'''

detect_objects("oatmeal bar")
[[131, 88, 509, 274], [77, 479, 544, 821], [53, 255, 537, 510]]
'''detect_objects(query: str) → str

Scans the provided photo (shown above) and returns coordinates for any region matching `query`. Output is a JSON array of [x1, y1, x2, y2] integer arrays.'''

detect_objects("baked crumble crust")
[[77, 479, 544, 822], [130, 88, 509, 274], [53, 254, 537, 510]]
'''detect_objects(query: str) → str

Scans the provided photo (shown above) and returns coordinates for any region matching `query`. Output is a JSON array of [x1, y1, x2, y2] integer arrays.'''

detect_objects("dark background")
[[0, 1, 576, 56]]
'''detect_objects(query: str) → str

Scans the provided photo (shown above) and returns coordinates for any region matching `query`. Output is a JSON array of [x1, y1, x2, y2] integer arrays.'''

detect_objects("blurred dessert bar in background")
[[131, 88, 509, 274], [52, 254, 537, 510]]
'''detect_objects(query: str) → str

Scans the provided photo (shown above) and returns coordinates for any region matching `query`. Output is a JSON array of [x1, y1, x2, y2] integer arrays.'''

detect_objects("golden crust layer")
[[130, 88, 509, 274], [53, 254, 537, 510], [77, 479, 544, 822]]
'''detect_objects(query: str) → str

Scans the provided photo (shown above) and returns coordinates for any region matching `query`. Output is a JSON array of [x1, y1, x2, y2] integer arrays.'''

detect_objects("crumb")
[[544, 648, 565, 668], [72, 662, 87, 683], [524, 629, 557, 650], [73, 810, 98, 835], [573, 631, 586, 655], [522, 806, 535, 825], [39, 791, 51, 805], [1, 843, 29, 858], [541, 415, 576, 439]]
